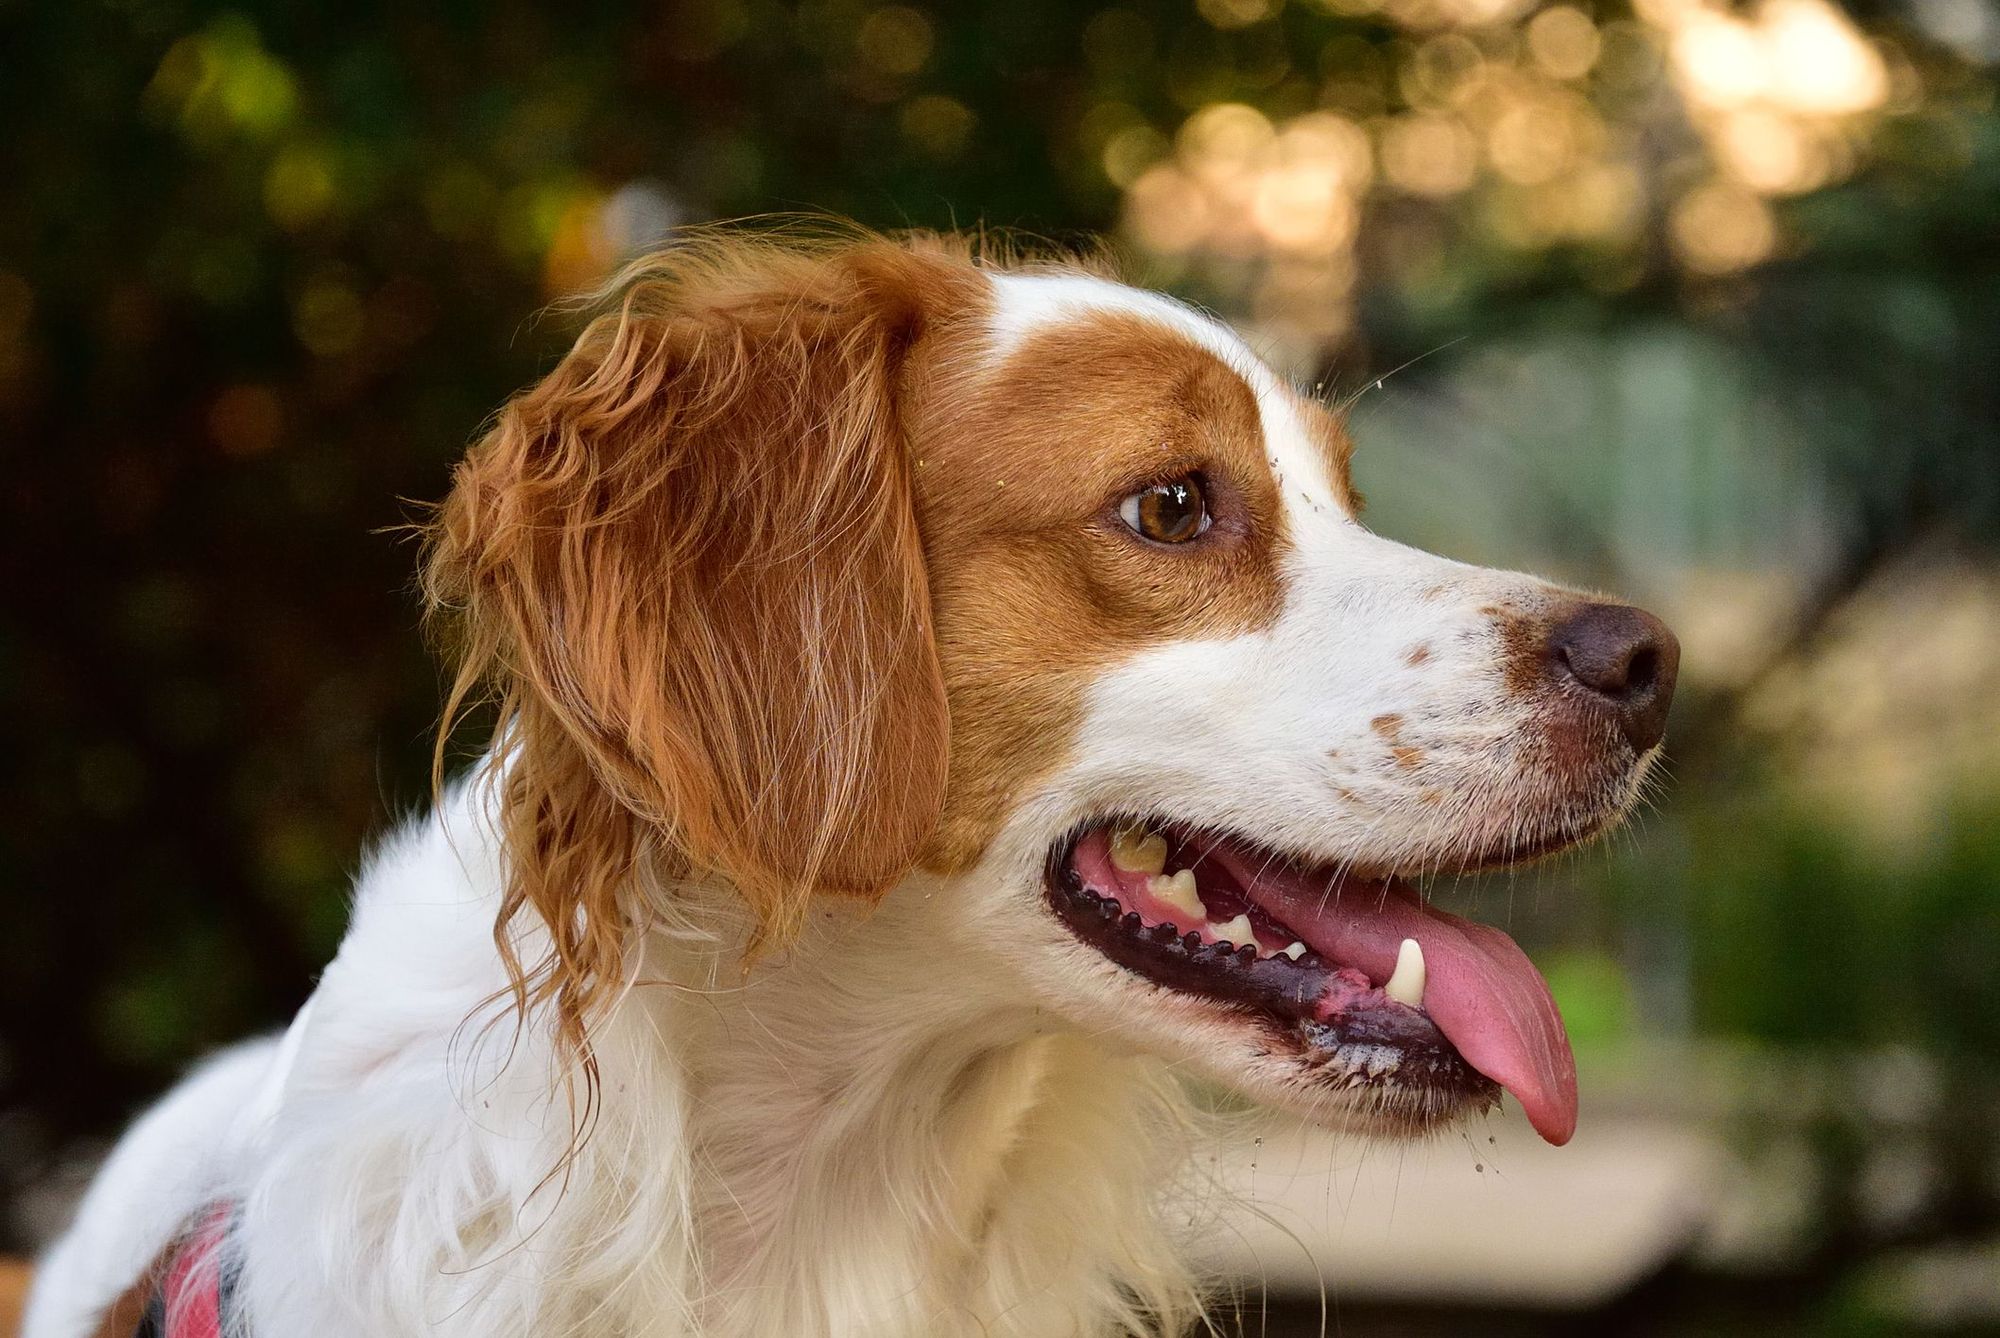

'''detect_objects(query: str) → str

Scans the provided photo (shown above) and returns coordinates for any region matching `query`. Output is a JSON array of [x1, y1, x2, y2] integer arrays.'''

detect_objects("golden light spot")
[[1666, 0, 1885, 116], [856, 6, 934, 77], [1179, 103, 1278, 178], [292, 279, 364, 358], [1393, 747, 1425, 769], [1198, 0, 1275, 28], [1490, 161, 1641, 249], [1403, 35, 1486, 108], [1670, 181, 1777, 273], [146, 18, 298, 142], [1564, 161, 1643, 240], [1527, 7, 1601, 80], [1101, 124, 1170, 188], [1253, 167, 1359, 255], [1109, 0, 1910, 357], [900, 95, 976, 160], [264, 144, 335, 230], [1078, 99, 1142, 153], [1764, 0, 1887, 115], [1371, 713, 1405, 740], [1120, 98, 1380, 362], [1380, 113, 1478, 196], [1279, 112, 1374, 190], [1672, 12, 1767, 109], [1714, 107, 1826, 193], [1452, 0, 1534, 23], [1254, 256, 1356, 344], [1594, 20, 1666, 93], [1487, 93, 1592, 185], [542, 194, 616, 296], [1124, 164, 1212, 254], [1631, 0, 1699, 22], [1384, 0, 1532, 29], [497, 178, 596, 272]]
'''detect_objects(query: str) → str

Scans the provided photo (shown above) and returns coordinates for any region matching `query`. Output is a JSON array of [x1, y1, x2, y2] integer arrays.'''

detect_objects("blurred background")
[[1, 0, 1996, 1332]]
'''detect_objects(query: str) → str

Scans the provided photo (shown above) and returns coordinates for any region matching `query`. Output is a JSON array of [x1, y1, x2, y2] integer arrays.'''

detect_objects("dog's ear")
[[425, 238, 964, 1045]]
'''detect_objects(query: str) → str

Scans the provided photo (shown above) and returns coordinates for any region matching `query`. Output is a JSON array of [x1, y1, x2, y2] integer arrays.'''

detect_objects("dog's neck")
[[613, 873, 1206, 1336], [194, 776, 1209, 1337]]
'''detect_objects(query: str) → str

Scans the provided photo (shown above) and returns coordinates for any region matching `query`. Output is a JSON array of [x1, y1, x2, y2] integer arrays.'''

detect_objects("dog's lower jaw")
[[672, 882, 1209, 1338]]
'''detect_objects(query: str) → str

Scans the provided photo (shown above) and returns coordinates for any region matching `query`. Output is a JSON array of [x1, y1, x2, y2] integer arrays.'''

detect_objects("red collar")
[[145, 1203, 235, 1338]]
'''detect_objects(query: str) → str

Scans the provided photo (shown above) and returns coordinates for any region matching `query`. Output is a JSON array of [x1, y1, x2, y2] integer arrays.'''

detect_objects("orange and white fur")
[[27, 232, 1677, 1338]]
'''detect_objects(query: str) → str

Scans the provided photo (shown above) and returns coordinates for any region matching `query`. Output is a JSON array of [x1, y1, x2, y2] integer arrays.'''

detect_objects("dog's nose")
[[1546, 602, 1681, 752]]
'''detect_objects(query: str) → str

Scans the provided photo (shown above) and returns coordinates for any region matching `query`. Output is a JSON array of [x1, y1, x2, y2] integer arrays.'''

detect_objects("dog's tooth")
[[1384, 937, 1426, 1008], [1281, 941, 1307, 961], [1211, 913, 1255, 947], [1147, 869, 1206, 919], [1109, 826, 1168, 876]]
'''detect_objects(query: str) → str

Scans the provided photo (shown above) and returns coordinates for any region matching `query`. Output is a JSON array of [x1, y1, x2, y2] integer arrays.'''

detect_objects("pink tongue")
[[1211, 848, 1578, 1145]]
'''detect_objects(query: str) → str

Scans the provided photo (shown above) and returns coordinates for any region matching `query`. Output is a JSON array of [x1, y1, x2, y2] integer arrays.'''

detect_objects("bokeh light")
[[1116, 0, 1941, 368]]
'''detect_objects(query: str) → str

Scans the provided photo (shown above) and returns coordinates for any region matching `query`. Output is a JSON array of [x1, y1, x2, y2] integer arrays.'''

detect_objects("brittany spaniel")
[[28, 231, 1678, 1338]]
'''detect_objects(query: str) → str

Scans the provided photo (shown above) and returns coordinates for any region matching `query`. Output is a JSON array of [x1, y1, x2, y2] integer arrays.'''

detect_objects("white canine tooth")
[[1109, 826, 1168, 876], [1384, 937, 1426, 1009], [1147, 869, 1206, 919], [1212, 914, 1255, 947], [1281, 941, 1307, 961]]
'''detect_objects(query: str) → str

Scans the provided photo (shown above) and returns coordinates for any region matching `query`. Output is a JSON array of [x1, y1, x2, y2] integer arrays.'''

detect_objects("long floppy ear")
[[424, 237, 960, 1056]]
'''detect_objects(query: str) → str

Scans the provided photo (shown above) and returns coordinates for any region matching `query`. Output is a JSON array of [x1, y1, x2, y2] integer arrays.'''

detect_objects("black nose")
[[1547, 602, 1681, 752]]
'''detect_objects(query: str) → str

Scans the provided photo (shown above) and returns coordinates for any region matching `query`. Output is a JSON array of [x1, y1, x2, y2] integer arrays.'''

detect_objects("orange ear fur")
[[422, 235, 962, 1074]]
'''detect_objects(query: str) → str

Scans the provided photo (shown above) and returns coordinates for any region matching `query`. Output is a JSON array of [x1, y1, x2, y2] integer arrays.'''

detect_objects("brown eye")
[[1119, 477, 1211, 544]]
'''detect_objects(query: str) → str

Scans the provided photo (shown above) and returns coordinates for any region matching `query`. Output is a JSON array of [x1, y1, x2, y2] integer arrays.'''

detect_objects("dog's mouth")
[[1046, 820, 1577, 1145]]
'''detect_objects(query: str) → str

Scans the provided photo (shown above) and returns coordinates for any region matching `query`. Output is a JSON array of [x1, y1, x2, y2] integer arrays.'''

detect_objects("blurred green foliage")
[[1538, 785, 2000, 1065], [1657, 792, 2000, 1059]]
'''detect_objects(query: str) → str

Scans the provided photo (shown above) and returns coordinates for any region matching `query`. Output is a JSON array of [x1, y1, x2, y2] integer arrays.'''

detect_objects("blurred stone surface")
[[1200, 1103, 1722, 1308]]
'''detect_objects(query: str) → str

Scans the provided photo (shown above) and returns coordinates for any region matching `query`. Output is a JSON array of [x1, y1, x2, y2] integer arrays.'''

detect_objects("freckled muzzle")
[[1046, 821, 1578, 1144]]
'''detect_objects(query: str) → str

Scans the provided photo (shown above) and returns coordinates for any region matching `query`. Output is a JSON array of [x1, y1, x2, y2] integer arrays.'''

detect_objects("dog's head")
[[426, 231, 1677, 1146]]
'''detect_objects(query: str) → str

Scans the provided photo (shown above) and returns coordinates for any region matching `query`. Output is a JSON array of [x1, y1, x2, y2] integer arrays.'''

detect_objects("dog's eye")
[[1119, 477, 1211, 544]]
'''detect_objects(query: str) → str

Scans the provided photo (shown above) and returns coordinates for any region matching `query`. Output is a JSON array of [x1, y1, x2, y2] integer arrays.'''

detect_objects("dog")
[[26, 229, 1678, 1338]]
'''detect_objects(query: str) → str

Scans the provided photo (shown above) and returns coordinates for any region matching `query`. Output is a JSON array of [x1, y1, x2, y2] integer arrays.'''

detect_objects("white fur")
[[28, 777, 1209, 1338], [32, 269, 1622, 1337], [26, 1042, 274, 1337]]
